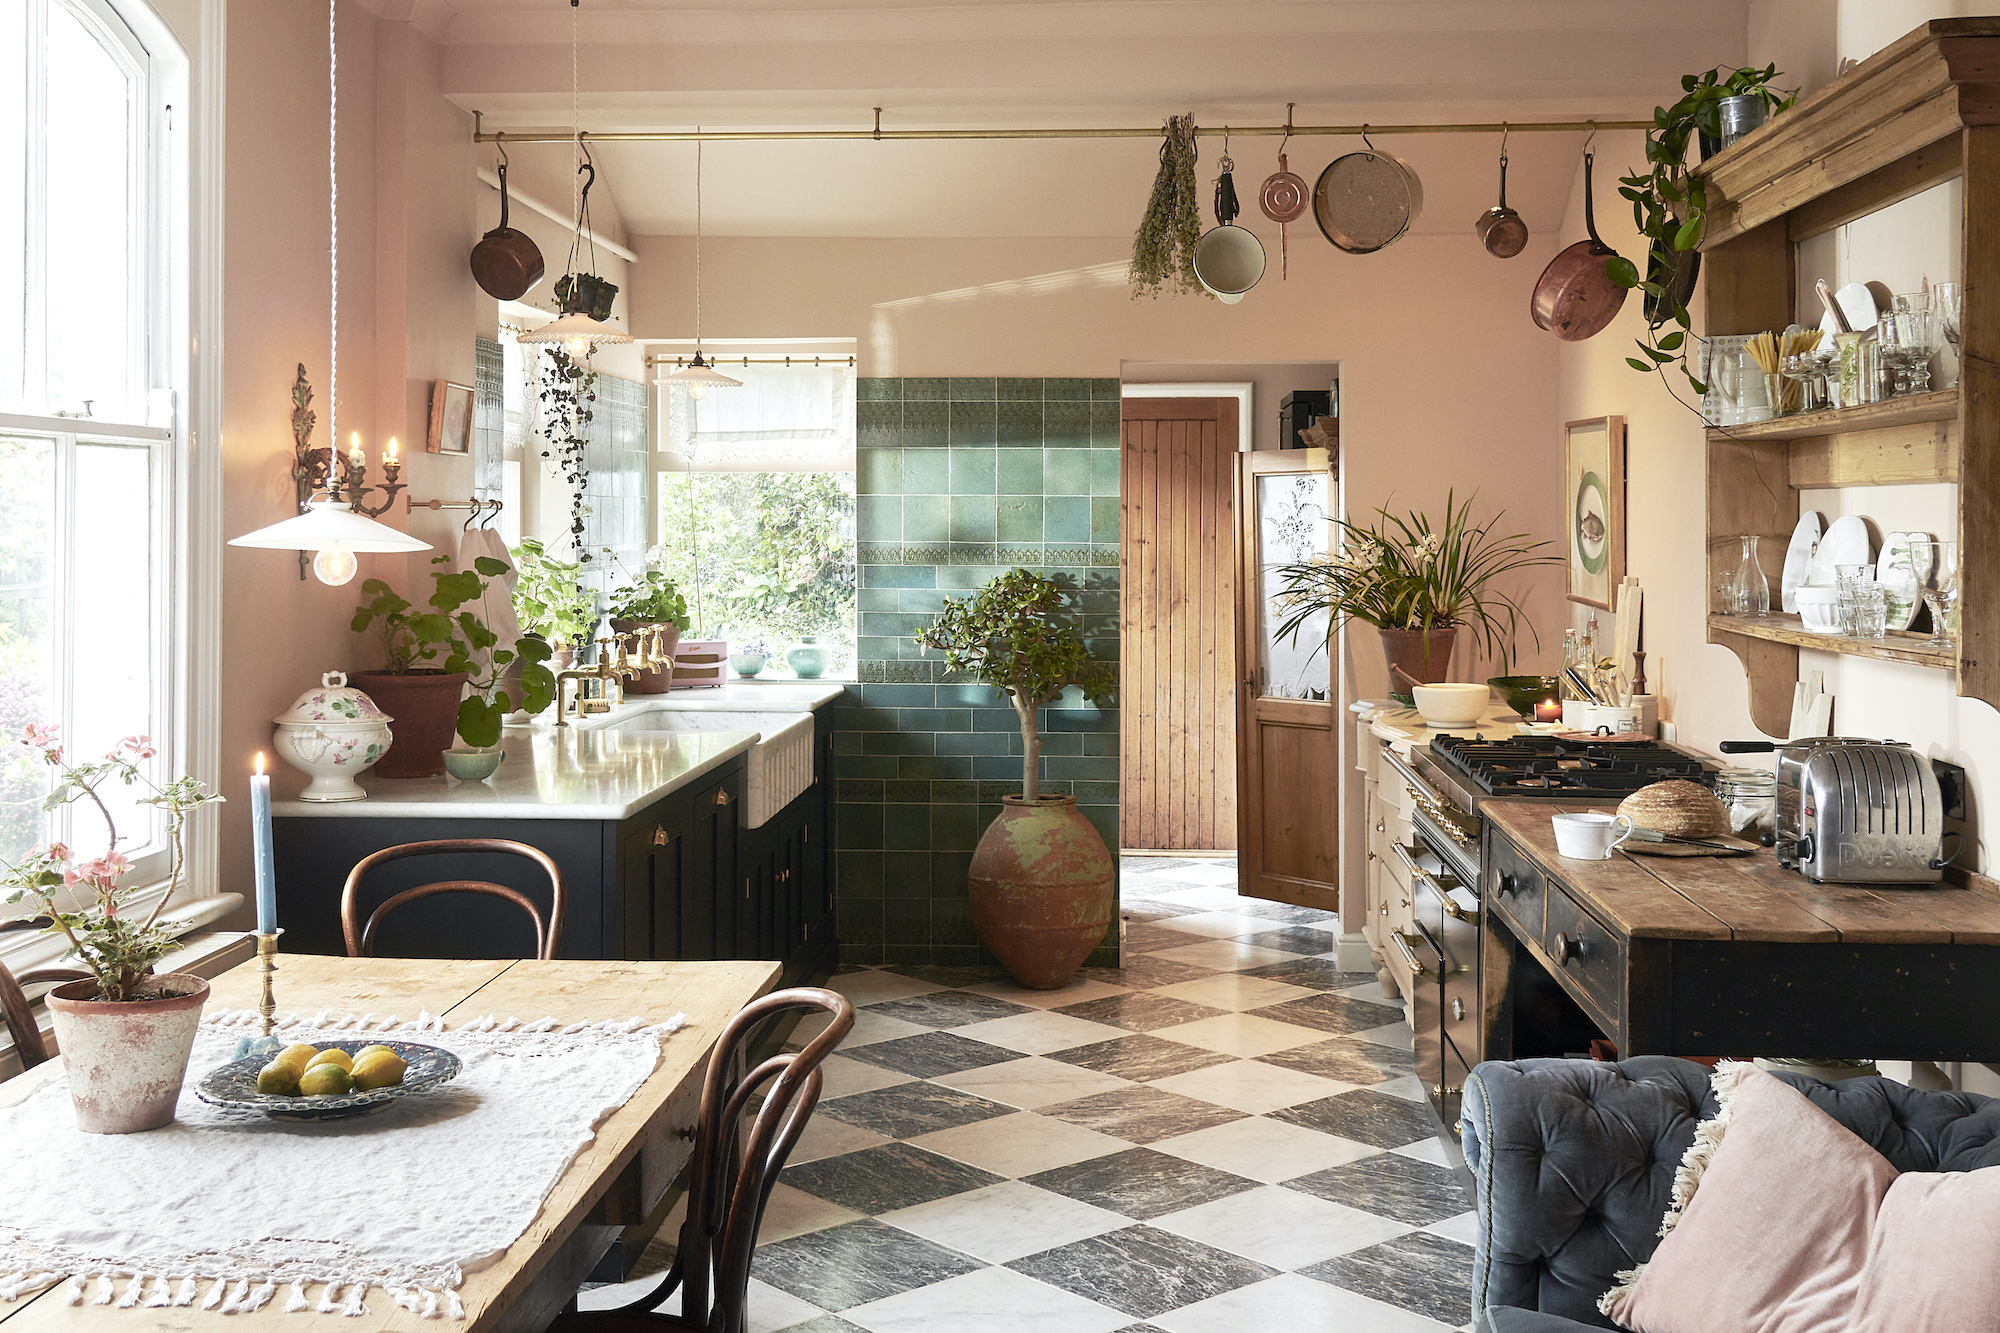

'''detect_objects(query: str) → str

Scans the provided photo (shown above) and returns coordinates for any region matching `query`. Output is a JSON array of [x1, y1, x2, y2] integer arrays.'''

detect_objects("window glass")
[[0, 435, 55, 867], [0, 0, 27, 411]]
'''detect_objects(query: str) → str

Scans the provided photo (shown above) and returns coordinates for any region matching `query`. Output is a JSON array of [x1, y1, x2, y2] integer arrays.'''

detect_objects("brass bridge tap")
[[555, 637, 635, 726]]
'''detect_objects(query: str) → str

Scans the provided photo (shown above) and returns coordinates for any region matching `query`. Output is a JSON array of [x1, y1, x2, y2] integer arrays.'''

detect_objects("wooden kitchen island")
[[1479, 800, 2000, 1066]]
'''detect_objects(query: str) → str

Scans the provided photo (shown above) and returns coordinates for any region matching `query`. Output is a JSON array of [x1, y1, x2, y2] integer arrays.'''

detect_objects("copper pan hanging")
[[1313, 129, 1424, 255], [1258, 107, 1309, 277], [1475, 135, 1528, 259], [469, 155, 545, 301], [1530, 149, 1628, 341]]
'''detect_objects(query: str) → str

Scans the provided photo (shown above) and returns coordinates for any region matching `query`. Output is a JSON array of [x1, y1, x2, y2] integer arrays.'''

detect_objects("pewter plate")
[[196, 1040, 462, 1121]]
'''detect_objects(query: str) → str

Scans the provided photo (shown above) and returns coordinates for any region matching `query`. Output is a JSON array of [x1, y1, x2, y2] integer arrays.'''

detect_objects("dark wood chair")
[[548, 987, 856, 1333], [340, 838, 567, 960], [1, 961, 91, 1071]]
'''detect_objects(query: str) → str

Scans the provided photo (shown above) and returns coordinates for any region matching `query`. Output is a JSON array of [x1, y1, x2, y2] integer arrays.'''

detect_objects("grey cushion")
[[1461, 1057, 2000, 1332], [1484, 1307, 1602, 1333]]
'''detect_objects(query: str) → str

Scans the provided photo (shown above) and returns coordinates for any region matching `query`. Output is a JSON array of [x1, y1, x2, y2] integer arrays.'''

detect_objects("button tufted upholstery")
[[1462, 1056, 2000, 1331]]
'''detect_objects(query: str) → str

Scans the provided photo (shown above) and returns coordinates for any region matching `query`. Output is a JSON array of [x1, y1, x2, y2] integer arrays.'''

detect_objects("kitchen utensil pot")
[[1194, 155, 1265, 300], [469, 162, 546, 301], [1530, 151, 1628, 341], [1313, 144, 1425, 254], [1475, 152, 1528, 258]]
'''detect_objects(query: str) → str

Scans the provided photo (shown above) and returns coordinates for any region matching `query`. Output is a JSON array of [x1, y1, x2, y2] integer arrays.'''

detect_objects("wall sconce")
[[229, 365, 431, 584]]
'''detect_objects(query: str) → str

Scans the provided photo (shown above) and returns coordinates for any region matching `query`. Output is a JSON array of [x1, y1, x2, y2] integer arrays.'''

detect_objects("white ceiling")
[[388, 0, 1752, 240]]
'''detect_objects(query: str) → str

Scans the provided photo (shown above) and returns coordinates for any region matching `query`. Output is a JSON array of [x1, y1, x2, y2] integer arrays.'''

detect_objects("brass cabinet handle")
[[652, 825, 667, 846], [1393, 842, 1475, 919], [1375, 818, 1385, 833], [1388, 929, 1445, 981], [1451, 997, 1466, 1021], [715, 789, 732, 807]]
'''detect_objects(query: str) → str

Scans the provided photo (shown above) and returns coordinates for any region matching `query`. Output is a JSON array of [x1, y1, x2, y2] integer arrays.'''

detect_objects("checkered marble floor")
[[586, 856, 1476, 1332]]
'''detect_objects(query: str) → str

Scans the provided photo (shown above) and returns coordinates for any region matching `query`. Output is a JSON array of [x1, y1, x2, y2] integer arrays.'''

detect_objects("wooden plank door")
[[1119, 397, 1238, 850], [1236, 451, 1338, 907]]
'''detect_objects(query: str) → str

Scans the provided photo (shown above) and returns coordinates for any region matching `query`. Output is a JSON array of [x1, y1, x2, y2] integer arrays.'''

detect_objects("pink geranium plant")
[[0, 726, 223, 1001]]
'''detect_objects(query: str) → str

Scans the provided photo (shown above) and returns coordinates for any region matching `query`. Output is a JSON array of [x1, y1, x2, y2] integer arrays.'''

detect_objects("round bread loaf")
[[1617, 779, 1731, 838]]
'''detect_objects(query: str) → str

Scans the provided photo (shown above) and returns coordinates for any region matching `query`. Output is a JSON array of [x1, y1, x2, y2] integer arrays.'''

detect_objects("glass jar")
[[1715, 768, 1777, 839]]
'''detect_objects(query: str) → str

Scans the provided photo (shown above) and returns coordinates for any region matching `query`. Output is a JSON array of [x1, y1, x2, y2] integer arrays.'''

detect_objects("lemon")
[[352, 1044, 398, 1064], [273, 1044, 319, 1075], [298, 1063, 355, 1096], [305, 1048, 354, 1073], [255, 1062, 301, 1096], [351, 1050, 408, 1091]]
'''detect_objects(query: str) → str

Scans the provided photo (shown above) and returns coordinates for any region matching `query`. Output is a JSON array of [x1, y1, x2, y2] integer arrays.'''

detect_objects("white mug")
[[1553, 811, 1635, 861]]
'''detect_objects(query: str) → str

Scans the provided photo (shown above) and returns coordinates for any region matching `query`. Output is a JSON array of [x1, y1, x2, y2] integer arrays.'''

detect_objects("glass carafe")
[[1732, 535, 1771, 617]]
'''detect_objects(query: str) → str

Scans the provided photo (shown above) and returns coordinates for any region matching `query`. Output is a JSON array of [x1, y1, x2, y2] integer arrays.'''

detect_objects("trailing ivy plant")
[[915, 569, 1116, 803], [537, 346, 599, 560], [1611, 64, 1798, 393], [1129, 114, 1204, 300]]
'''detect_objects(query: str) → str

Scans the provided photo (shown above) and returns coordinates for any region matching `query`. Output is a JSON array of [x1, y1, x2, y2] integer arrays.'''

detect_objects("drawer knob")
[[1497, 873, 1518, 897], [1554, 931, 1582, 963], [715, 789, 732, 807], [1451, 997, 1465, 1021], [652, 825, 667, 846]]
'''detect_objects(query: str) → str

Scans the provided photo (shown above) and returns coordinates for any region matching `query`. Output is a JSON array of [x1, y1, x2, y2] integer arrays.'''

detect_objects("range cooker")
[[1376, 732, 1713, 1133]]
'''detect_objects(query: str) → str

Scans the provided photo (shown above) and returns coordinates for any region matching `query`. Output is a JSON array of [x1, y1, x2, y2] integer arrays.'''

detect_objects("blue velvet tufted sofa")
[[1460, 1055, 2000, 1332]]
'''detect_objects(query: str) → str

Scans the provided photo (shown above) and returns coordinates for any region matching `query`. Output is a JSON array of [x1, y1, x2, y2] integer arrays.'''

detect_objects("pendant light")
[[661, 133, 740, 401], [518, 0, 629, 358], [228, 0, 430, 585]]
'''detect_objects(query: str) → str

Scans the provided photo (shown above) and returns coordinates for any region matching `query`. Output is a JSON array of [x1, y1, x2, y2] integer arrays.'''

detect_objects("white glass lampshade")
[[518, 311, 633, 360], [660, 351, 743, 401], [230, 501, 432, 584]]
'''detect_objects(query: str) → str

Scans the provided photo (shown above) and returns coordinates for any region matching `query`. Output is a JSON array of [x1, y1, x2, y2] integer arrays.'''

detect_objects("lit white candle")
[[251, 752, 277, 935]]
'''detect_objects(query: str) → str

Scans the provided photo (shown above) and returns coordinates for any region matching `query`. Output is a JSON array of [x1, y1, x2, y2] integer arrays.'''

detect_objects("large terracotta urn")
[[968, 796, 1115, 989], [1378, 626, 1458, 687], [348, 671, 467, 778], [46, 974, 210, 1133]]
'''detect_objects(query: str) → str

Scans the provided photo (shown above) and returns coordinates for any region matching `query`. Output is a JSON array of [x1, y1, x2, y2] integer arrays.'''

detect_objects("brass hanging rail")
[[648, 354, 857, 368]]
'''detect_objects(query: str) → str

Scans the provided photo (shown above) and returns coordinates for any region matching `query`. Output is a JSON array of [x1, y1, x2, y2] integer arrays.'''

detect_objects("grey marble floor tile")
[[1237, 958, 1384, 991], [1254, 1036, 1415, 1085], [753, 1218, 985, 1312], [1038, 1085, 1247, 1144], [1300, 1231, 1473, 1326], [1024, 1147, 1260, 1221], [842, 1031, 1025, 1078], [1054, 992, 1230, 1033], [1046, 1033, 1237, 1082], [1229, 900, 1339, 926], [1233, 926, 1340, 956], [1080, 955, 1219, 990], [1283, 1151, 1473, 1225], [895, 964, 1013, 988], [774, 1317, 871, 1333], [820, 1081, 1018, 1139], [1118, 899, 1206, 920], [1006, 1225, 1278, 1319], [1248, 992, 1393, 1036], [783, 1142, 1007, 1214], [864, 990, 1037, 1029], [1107, 1327, 1174, 1333], [1269, 1089, 1439, 1149], [1122, 922, 1209, 952]]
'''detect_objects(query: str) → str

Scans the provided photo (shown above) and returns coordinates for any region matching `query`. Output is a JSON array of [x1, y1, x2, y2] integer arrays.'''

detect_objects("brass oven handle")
[[1388, 929, 1437, 981], [1405, 782, 1476, 849], [1391, 842, 1478, 919]]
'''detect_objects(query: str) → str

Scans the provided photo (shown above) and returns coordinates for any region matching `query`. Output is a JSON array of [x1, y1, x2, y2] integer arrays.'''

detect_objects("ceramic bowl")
[[1795, 586, 1841, 633], [442, 747, 505, 782], [196, 1039, 462, 1121], [1412, 682, 1490, 727], [1487, 674, 1562, 717]]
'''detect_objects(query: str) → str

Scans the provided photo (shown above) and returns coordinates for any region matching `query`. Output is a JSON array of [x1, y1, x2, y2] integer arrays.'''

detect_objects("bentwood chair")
[[340, 838, 567, 960], [548, 987, 856, 1333], [0, 961, 90, 1072]]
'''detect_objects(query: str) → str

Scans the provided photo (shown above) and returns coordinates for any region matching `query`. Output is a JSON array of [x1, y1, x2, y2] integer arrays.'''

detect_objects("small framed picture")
[[1564, 415, 1626, 610], [427, 379, 474, 455]]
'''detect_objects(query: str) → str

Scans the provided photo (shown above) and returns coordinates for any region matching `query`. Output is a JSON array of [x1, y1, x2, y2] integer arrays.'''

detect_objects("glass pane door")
[[1255, 470, 1332, 700]]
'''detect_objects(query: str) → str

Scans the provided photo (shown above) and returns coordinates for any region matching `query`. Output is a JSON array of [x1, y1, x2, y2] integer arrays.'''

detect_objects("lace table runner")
[[0, 1005, 687, 1319]]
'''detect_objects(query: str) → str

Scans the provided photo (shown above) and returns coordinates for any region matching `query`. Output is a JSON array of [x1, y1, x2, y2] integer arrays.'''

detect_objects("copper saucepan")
[[1530, 150, 1627, 341], [1475, 150, 1528, 259], [470, 161, 545, 302]]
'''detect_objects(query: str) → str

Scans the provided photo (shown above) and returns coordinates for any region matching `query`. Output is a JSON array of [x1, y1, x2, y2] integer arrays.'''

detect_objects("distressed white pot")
[[45, 974, 210, 1133]]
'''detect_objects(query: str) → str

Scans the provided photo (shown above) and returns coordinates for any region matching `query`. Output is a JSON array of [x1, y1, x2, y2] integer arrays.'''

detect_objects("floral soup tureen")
[[272, 672, 394, 801]]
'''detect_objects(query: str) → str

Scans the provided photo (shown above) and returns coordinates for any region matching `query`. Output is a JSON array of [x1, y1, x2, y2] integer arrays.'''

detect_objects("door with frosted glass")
[[1235, 453, 1337, 908]]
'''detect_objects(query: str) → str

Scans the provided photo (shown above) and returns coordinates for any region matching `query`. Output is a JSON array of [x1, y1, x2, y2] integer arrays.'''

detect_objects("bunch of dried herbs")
[[1129, 114, 1205, 299]]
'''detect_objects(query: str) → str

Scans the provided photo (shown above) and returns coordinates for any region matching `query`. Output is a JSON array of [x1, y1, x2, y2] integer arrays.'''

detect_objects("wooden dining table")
[[0, 953, 780, 1333]]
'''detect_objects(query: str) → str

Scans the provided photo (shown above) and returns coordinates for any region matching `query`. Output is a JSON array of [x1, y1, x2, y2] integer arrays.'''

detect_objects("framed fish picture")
[[1564, 416, 1625, 609]]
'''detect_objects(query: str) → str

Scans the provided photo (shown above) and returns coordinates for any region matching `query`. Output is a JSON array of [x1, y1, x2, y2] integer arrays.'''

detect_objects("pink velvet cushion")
[[1852, 1165, 2000, 1331], [1607, 1066, 1896, 1332]]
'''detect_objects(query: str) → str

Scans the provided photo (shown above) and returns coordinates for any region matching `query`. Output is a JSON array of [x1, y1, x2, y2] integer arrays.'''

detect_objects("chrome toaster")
[[1775, 739, 1951, 884]]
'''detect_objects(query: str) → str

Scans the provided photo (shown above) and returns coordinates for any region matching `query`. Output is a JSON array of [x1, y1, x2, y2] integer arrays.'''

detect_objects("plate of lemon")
[[197, 1039, 462, 1121]]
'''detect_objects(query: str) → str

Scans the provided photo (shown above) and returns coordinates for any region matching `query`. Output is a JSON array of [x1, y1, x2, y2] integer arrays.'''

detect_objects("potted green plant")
[[1274, 491, 1557, 687], [350, 556, 557, 778], [511, 537, 598, 667], [1612, 64, 1798, 390], [2, 726, 223, 1131], [606, 568, 692, 694], [916, 569, 1118, 989]]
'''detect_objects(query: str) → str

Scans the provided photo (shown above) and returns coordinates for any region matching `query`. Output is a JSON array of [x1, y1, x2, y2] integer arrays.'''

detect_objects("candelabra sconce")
[[267, 365, 416, 580]]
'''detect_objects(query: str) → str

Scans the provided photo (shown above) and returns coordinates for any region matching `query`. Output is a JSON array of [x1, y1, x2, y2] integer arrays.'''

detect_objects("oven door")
[[1393, 839, 1475, 1129]]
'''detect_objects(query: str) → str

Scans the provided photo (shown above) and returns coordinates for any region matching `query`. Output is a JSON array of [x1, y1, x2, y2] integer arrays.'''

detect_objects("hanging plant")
[[1129, 114, 1205, 300], [536, 345, 598, 561]]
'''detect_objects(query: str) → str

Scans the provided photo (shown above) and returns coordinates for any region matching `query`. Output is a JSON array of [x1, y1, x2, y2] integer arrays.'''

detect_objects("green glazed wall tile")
[[1090, 378, 1122, 400], [858, 495, 901, 542], [1090, 449, 1121, 495], [883, 804, 932, 851], [903, 448, 950, 494], [858, 449, 903, 495], [904, 377, 947, 401], [997, 496, 1044, 542], [898, 755, 972, 779], [998, 450, 1044, 494], [931, 803, 978, 851], [902, 494, 951, 543], [884, 779, 932, 804], [837, 803, 884, 848], [862, 565, 937, 589], [998, 401, 1043, 447], [998, 378, 1044, 401], [949, 401, 998, 447], [1043, 401, 1090, 450], [1089, 400, 1123, 447], [950, 495, 998, 542], [1045, 449, 1090, 496], [838, 851, 885, 897], [949, 377, 997, 401], [949, 448, 997, 494], [904, 400, 949, 444], [860, 683, 938, 707], [857, 378, 901, 402], [1091, 496, 1121, 542], [858, 401, 901, 450], [883, 851, 932, 896], [1045, 496, 1090, 543], [858, 588, 900, 612], [1045, 378, 1093, 401], [882, 899, 932, 945]]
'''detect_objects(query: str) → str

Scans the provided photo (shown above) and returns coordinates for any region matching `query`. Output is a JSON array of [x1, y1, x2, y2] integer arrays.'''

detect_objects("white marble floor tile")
[[909, 1109, 1131, 1178], [934, 1055, 1134, 1110], [1354, 1019, 1418, 1050], [840, 1010, 935, 1048], [950, 1010, 1131, 1056], [831, 971, 951, 1004], [880, 1179, 1129, 1264], [1147, 1059, 1360, 1115], [1150, 1115, 1385, 1182], [581, 1275, 825, 1333], [1339, 980, 1405, 1008], [1166, 862, 1245, 886], [1148, 974, 1321, 1013], [842, 1264, 1132, 1333], [1146, 940, 1300, 973], [961, 976, 1132, 1010], [1142, 910, 1273, 940], [1151, 1184, 1416, 1270], [1393, 1137, 1456, 1168], [1424, 1211, 1481, 1248], [788, 1111, 893, 1164], [819, 1052, 916, 1099], [1153, 1272, 1454, 1333], [757, 1182, 868, 1243], [1375, 1074, 1428, 1102], [1149, 1012, 1327, 1058]]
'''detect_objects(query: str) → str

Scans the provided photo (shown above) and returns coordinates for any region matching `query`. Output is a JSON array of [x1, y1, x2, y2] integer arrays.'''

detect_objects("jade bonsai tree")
[[350, 555, 558, 748], [915, 569, 1117, 802], [511, 537, 599, 649], [606, 568, 692, 631]]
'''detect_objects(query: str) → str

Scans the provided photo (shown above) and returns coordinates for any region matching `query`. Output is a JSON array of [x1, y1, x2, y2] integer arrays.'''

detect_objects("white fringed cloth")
[[0, 1006, 688, 1319]]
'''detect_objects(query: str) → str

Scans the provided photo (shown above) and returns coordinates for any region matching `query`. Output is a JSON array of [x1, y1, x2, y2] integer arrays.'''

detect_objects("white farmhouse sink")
[[591, 709, 815, 828]]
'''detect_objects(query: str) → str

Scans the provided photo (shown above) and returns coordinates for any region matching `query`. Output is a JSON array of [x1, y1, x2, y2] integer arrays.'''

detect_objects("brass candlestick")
[[256, 930, 284, 1037]]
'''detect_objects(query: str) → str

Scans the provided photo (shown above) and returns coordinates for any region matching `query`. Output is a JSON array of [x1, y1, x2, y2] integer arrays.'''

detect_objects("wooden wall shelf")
[[1708, 390, 1957, 443], [1707, 614, 1954, 671]]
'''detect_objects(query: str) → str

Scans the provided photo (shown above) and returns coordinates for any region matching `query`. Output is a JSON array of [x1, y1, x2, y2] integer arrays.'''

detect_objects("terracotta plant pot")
[[45, 973, 210, 1133], [610, 619, 682, 695], [1378, 626, 1459, 687], [349, 671, 468, 777], [967, 795, 1115, 989]]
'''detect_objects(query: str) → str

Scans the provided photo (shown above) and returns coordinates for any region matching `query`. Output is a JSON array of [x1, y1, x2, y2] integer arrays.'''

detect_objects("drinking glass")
[[1877, 315, 1912, 396], [1893, 293, 1936, 393], [1934, 281, 1962, 389], [1732, 534, 1771, 617], [1912, 539, 1959, 652], [1851, 585, 1888, 640], [1834, 563, 1872, 635], [1782, 353, 1822, 413]]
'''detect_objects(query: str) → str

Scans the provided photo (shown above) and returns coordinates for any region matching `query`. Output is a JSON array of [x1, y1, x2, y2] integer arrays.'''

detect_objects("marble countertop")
[[272, 728, 757, 820], [1356, 698, 1537, 751], [518, 679, 847, 717]]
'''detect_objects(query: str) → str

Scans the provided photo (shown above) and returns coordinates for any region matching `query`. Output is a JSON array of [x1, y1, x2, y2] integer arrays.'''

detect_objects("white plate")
[[1782, 511, 1821, 613], [1817, 281, 1880, 342], [1810, 514, 1873, 587], [1878, 531, 1929, 631]]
